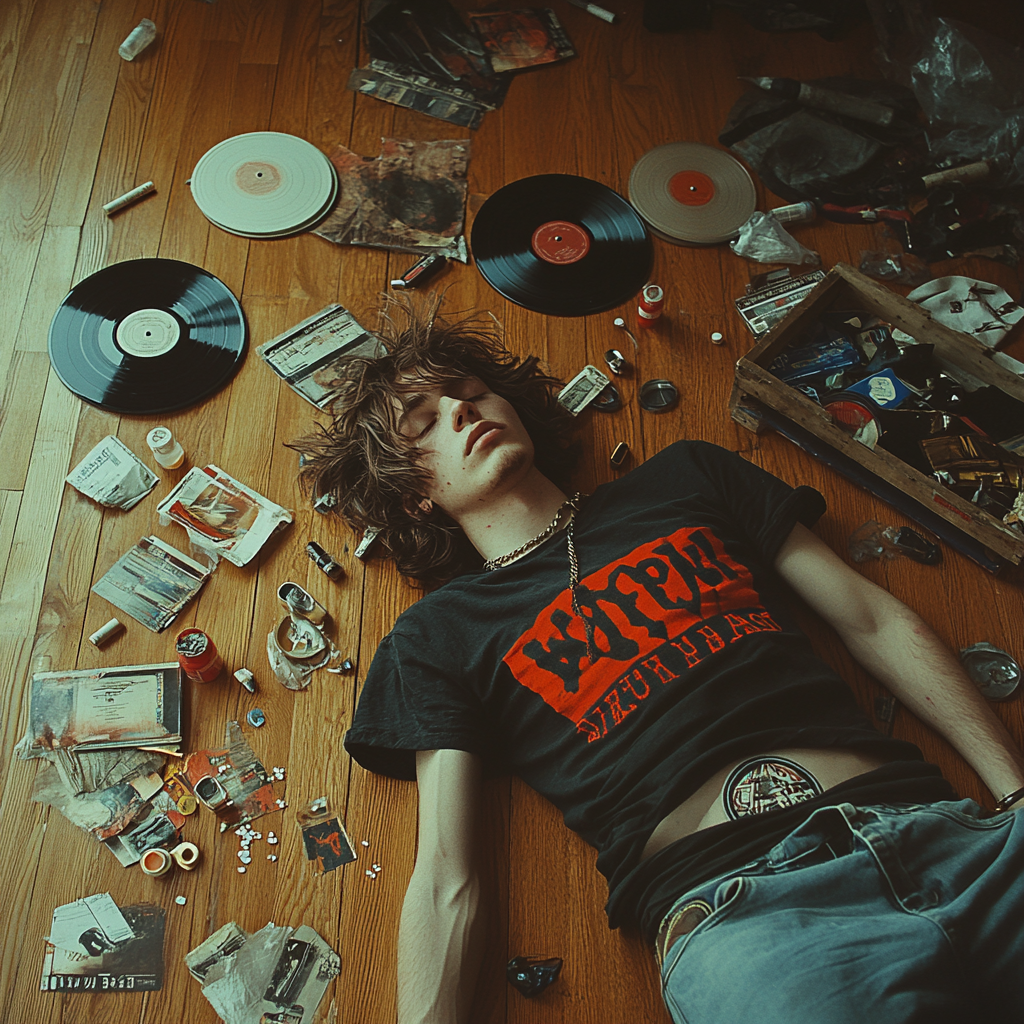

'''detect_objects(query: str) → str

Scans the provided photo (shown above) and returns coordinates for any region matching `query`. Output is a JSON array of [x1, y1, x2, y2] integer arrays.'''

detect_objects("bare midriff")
[[640, 747, 891, 862]]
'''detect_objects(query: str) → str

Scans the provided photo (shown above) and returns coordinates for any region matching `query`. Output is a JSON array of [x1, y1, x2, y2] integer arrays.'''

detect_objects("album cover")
[[41, 902, 165, 992], [468, 8, 575, 73], [21, 663, 181, 755], [314, 136, 471, 257]]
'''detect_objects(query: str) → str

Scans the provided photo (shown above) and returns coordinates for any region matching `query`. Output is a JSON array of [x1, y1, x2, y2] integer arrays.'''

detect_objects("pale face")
[[398, 375, 535, 520]]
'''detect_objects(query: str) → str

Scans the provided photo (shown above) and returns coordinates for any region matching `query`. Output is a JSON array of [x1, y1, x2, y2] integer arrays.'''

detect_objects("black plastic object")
[[639, 379, 679, 412], [592, 384, 622, 413], [507, 956, 563, 997], [889, 527, 942, 565]]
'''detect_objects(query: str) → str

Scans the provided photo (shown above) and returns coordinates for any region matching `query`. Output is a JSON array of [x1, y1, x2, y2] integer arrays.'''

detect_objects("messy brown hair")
[[290, 294, 579, 589]]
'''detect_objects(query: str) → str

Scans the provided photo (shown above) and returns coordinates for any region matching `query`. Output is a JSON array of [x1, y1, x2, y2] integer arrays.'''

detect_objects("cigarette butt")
[[89, 618, 125, 646], [103, 181, 155, 215]]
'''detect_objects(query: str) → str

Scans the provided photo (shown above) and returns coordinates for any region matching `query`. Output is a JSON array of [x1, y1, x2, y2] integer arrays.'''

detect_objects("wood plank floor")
[[1, 1, 1022, 1021]]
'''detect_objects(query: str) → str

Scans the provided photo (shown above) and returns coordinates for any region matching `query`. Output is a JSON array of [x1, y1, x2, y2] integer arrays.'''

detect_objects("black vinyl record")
[[471, 174, 653, 316], [48, 258, 247, 415]]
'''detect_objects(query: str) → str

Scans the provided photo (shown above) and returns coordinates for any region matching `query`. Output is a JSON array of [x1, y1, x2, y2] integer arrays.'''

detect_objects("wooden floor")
[[1, 0, 1023, 1021]]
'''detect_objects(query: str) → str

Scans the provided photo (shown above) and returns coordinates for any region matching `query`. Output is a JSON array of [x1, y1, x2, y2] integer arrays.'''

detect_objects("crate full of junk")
[[730, 263, 1024, 570]]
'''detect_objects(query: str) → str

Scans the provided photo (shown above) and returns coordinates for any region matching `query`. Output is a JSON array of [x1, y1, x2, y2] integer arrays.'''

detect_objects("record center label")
[[116, 309, 181, 358], [235, 161, 283, 195], [531, 220, 591, 264], [668, 170, 715, 206]]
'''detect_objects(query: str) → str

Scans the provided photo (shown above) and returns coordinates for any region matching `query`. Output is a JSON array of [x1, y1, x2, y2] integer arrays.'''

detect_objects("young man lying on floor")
[[296, 299, 1024, 1024]]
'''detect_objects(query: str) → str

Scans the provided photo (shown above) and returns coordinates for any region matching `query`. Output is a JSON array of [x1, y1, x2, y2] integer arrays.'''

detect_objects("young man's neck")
[[457, 468, 570, 565]]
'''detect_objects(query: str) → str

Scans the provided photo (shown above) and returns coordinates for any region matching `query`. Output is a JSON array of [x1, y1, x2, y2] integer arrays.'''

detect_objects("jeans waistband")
[[655, 801, 865, 956]]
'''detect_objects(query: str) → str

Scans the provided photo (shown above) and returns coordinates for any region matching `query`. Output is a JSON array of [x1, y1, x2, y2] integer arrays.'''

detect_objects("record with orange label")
[[629, 142, 757, 245], [471, 174, 652, 316]]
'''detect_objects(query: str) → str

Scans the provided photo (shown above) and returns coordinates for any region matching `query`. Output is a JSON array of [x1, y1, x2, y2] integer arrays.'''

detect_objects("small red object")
[[637, 283, 664, 329], [175, 628, 224, 683]]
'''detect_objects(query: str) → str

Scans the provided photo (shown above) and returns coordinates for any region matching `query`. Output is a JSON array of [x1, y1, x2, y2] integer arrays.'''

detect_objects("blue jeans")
[[659, 800, 1024, 1024]]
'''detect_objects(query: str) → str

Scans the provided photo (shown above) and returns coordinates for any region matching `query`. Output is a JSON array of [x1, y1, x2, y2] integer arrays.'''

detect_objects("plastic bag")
[[848, 520, 941, 564], [731, 211, 821, 265], [870, 5, 1024, 189], [719, 78, 921, 204]]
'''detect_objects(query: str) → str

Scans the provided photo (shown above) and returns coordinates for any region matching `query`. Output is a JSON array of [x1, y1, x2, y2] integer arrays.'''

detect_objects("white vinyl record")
[[190, 132, 338, 238], [629, 141, 757, 246]]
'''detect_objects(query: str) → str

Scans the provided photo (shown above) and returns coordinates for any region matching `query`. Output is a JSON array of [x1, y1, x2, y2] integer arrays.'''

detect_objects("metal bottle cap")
[[960, 643, 1021, 701]]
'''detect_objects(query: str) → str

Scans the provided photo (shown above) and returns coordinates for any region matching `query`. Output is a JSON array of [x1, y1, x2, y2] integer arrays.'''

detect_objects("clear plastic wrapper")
[[858, 250, 931, 287], [730, 211, 821, 265]]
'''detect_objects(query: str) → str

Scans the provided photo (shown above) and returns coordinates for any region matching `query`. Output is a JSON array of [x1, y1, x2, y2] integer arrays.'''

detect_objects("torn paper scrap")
[[47, 893, 135, 957], [187, 921, 340, 1024], [297, 796, 357, 874], [66, 435, 158, 511], [184, 721, 279, 827], [33, 765, 164, 840]]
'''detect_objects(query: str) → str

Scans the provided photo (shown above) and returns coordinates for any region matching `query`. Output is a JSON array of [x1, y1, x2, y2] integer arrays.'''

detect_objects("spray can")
[[637, 283, 664, 329], [175, 628, 224, 682]]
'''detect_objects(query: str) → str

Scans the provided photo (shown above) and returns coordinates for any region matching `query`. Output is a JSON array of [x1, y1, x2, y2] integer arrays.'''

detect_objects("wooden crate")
[[730, 262, 1024, 566]]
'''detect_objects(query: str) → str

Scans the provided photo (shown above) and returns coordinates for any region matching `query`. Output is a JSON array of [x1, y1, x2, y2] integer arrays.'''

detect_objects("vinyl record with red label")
[[470, 174, 653, 316], [48, 259, 247, 414], [629, 142, 757, 245]]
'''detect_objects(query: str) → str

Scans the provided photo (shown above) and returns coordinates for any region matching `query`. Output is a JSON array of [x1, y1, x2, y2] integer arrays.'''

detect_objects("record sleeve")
[[471, 174, 652, 316], [48, 259, 247, 415]]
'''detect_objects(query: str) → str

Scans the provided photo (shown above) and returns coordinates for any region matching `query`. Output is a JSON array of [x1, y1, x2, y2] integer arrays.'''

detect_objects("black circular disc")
[[471, 174, 653, 317], [48, 258, 247, 415]]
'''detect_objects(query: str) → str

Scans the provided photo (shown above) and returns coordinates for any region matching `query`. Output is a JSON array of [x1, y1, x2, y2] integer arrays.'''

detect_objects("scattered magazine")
[[92, 535, 210, 632], [258, 304, 382, 409], [42, 896, 164, 992], [157, 465, 293, 566], [20, 662, 182, 756]]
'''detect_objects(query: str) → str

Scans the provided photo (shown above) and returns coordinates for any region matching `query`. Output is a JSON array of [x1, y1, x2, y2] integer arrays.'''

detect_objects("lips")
[[465, 421, 502, 456]]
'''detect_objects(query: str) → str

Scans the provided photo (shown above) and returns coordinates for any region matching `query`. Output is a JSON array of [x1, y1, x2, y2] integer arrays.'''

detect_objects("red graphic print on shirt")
[[503, 526, 781, 741]]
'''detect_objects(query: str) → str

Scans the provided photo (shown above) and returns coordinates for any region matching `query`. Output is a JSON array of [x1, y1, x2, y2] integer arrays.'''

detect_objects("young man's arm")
[[774, 523, 1024, 810], [398, 748, 485, 1024]]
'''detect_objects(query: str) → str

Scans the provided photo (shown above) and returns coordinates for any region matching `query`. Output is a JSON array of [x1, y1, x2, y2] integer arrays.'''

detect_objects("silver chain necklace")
[[482, 492, 583, 571], [483, 491, 596, 662]]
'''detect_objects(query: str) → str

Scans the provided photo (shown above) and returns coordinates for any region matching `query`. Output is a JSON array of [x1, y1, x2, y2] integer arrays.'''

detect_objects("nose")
[[441, 395, 480, 431]]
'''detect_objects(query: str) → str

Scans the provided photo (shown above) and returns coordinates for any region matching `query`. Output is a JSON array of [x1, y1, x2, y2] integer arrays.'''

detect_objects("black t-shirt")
[[345, 440, 934, 935]]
